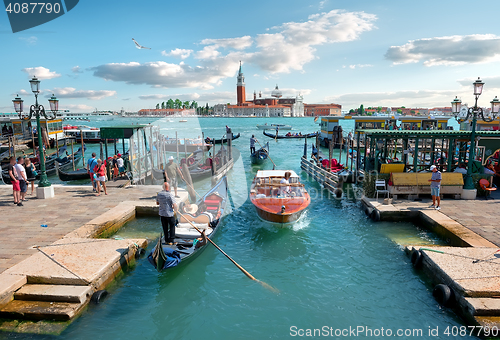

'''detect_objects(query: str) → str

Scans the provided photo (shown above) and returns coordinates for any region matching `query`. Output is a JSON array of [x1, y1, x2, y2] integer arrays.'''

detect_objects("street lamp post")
[[451, 77, 500, 194], [13, 76, 59, 197]]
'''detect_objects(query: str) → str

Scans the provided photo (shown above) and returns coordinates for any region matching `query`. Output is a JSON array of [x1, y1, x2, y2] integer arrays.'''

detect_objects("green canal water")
[[3, 117, 476, 339]]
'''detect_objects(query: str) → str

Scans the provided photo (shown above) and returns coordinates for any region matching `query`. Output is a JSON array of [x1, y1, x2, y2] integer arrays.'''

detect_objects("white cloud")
[[385, 34, 500, 66], [319, 0, 328, 9], [348, 64, 372, 69], [92, 10, 376, 91], [91, 59, 241, 89], [200, 36, 252, 50], [22, 66, 61, 80], [61, 104, 95, 112], [457, 76, 500, 90], [71, 66, 83, 74], [194, 45, 221, 60], [161, 48, 193, 59], [47, 87, 116, 100], [19, 36, 37, 45]]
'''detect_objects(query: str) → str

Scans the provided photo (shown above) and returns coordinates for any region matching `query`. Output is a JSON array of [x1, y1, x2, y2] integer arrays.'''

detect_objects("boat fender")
[[188, 157, 195, 166], [91, 290, 108, 304], [410, 249, 422, 268], [370, 209, 381, 222], [364, 205, 371, 216], [135, 248, 145, 259], [334, 188, 342, 199], [432, 284, 454, 307]]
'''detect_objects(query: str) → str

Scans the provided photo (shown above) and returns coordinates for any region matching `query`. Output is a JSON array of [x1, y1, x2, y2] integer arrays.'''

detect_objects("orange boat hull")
[[250, 196, 310, 223]]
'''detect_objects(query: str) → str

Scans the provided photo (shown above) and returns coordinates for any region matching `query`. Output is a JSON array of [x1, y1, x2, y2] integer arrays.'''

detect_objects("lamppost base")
[[461, 188, 477, 200], [36, 186, 55, 199]]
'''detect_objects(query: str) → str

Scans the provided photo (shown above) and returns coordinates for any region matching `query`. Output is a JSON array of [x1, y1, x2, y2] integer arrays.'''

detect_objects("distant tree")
[[410, 110, 416, 115], [366, 112, 372, 116], [174, 99, 182, 109], [377, 106, 382, 113], [183, 101, 190, 109], [166, 99, 174, 109], [397, 109, 402, 114], [401, 106, 406, 109], [206, 103, 209, 115], [155, 103, 160, 109], [161, 102, 165, 109], [359, 104, 365, 115], [190, 101, 198, 109], [349, 109, 355, 114]]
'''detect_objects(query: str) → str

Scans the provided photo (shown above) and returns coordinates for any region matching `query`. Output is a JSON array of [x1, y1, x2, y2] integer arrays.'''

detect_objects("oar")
[[177, 211, 278, 293], [184, 181, 203, 200], [256, 139, 277, 170]]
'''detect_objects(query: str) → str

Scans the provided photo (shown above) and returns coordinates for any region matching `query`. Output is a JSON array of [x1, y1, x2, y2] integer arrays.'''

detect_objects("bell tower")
[[236, 61, 245, 106]]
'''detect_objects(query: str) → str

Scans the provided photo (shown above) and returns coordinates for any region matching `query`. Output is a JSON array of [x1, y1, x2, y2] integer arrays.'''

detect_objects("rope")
[[35, 246, 90, 285]]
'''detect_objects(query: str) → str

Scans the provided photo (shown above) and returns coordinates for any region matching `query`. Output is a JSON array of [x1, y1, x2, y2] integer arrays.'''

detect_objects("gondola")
[[205, 133, 240, 144], [250, 142, 269, 165], [147, 176, 228, 272], [56, 163, 89, 181], [263, 131, 318, 139]]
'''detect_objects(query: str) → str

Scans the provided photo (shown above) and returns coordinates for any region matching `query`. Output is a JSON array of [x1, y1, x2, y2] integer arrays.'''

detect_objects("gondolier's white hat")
[[430, 165, 436, 171], [168, 156, 174, 161]]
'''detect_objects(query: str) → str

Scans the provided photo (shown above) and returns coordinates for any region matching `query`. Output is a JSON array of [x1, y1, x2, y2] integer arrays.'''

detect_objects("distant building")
[[304, 103, 342, 116], [226, 63, 304, 116]]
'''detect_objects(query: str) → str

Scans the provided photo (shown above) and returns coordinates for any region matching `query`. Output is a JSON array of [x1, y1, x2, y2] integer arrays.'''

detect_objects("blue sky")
[[1, 0, 500, 112]]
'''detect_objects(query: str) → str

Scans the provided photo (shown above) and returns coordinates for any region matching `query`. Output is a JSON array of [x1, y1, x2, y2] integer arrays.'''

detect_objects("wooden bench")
[[389, 172, 464, 198]]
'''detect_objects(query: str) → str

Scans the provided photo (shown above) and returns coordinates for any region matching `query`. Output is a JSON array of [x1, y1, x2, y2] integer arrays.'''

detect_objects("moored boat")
[[205, 133, 240, 144], [250, 142, 269, 165], [250, 170, 310, 223], [147, 177, 228, 272], [56, 163, 89, 181], [257, 123, 292, 130], [263, 131, 317, 139]]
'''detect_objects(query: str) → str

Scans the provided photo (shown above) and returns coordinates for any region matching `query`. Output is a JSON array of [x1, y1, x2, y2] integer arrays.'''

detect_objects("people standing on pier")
[[7, 157, 21, 206], [225, 125, 232, 134], [93, 159, 108, 196], [165, 156, 185, 198], [87, 153, 98, 192], [429, 165, 442, 210], [24, 158, 36, 195], [14, 157, 28, 202], [156, 182, 177, 245], [112, 155, 119, 180], [116, 154, 125, 177], [250, 135, 256, 154]]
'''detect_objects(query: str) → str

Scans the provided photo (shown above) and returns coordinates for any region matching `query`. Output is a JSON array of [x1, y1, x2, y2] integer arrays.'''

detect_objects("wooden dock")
[[300, 156, 343, 198]]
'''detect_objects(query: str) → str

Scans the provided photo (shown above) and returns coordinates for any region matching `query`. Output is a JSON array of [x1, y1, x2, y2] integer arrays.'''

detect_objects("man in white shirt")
[[14, 157, 28, 202], [280, 171, 291, 197]]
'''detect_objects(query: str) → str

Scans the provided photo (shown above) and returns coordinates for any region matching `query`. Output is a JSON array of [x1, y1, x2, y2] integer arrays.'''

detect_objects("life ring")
[[370, 209, 380, 222], [410, 249, 422, 268], [188, 157, 195, 166], [433, 284, 454, 307], [91, 290, 108, 304]]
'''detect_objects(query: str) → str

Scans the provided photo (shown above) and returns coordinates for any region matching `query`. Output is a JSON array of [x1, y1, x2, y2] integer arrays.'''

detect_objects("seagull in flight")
[[132, 38, 151, 50]]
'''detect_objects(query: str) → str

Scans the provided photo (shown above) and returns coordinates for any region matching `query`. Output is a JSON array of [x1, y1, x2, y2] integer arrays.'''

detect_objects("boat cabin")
[[399, 116, 450, 130], [251, 170, 304, 198]]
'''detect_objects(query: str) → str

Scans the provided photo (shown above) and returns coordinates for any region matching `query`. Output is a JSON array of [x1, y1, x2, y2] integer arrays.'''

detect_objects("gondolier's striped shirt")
[[157, 190, 175, 217]]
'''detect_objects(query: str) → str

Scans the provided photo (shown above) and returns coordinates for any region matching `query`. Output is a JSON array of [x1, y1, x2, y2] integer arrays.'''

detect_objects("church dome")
[[271, 84, 282, 98]]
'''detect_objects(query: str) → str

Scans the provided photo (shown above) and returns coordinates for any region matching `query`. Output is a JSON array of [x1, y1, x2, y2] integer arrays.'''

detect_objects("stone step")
[[14, 284, 92, 304], [465, 298, 500, 316], [0, 300, 86, 321]]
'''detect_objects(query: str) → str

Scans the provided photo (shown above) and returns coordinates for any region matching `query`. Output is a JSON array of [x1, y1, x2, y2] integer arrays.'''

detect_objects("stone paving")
[[385, 191, 500, 247], [0, 183, 185, 274]]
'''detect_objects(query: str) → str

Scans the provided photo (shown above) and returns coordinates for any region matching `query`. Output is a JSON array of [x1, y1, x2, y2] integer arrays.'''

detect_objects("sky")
[[1, 0, 500, 113]]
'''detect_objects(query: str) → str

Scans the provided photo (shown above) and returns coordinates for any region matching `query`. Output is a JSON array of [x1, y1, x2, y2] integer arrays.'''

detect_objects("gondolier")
[[156, 182, 178, 245], [165, 156, 185, 198], [250, 135, 257, 154]]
